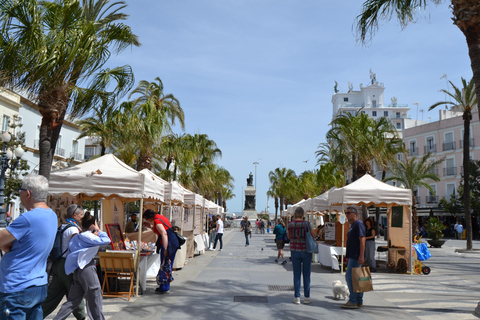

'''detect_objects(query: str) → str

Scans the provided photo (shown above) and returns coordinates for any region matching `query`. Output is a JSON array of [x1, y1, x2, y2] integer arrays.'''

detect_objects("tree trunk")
[[412, 195, 418, 240], [463, 110, 473, 249], [136, 150, 152, 171], [274, 197, 278, 222]]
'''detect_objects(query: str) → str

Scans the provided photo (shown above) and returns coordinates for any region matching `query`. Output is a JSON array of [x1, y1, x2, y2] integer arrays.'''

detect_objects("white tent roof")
[[49, 154, 161, 200], [165, 181, 184, 204], [328, 174, 412, 207], [139, 169, 166, 202], [312, 187, 342, 212], [184, 192, 203, 207]]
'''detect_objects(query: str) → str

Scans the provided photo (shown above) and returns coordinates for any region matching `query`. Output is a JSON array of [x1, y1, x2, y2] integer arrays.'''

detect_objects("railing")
[[55, 147, 65, 157], [70, 152, 83, 161], [424, 144, 436, 153], [443, 166, 457, 176], [428, 167, 438, 175], [390, 114, 403, 119], [409, 147, 418, 156], [443, 141, 455, 151], [426, 195, 438, 203], [459, 139, 474, 148]]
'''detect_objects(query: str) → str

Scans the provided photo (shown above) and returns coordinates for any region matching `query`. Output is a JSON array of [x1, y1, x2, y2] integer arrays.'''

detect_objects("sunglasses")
[[18, 187, 27, 193]]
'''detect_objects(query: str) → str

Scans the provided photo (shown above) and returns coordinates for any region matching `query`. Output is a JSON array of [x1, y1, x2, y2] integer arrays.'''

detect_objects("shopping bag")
[[414, 243, 431, 261], [352, 266, 373, 293], [305, 223, 319, 254]]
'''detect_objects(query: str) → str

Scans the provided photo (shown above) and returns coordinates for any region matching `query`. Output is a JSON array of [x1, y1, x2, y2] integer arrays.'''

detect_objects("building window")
[[396, 122, 401, 129], [2, 115, 9, 132], [446, 184, 456, 198], [384, 111, 388, 117], [85, 147, 96, 159], [396, 112, 401, 118], [344, 97, 348, 102], [426, 137, 435, 152], [409, 141, 417, 155], [372, 111, 377, 117], [372, 100, 377, 108]]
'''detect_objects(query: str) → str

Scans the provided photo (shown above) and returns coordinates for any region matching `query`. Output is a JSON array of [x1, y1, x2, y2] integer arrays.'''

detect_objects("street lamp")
[[0, 132, 24, 228], [253, 161, 259, 190]]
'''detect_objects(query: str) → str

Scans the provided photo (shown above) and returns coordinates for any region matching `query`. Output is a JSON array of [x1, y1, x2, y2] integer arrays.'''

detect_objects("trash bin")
[[384, 226, 388, 241]]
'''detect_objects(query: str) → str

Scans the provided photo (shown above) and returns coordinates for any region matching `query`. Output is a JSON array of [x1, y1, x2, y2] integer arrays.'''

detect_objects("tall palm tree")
[[267, 186, 279, 221], [0, 0, 139, 179], [129, 77, 185, 171], [268, 167, 296, 218], [429, 77, 477, 250], [316, 161, 345, 192], [384, 153, 444, 238], [356, 1, 480, 122]]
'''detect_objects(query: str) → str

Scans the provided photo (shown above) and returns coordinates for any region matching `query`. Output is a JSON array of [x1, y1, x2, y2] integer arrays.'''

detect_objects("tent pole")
[[180, 205, 184, 236], [409, 205, 413, 274], [135, 197, 144, 297], [341, 204, 345, 275]]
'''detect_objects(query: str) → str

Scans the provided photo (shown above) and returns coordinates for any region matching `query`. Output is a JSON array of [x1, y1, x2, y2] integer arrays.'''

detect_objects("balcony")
[[426, 195, 438, 203], [443, 141, 456, 151], [459, 138, 474, 148], [70, 152, 83, 161], [444, 166, 457, 176], [55, 147, 65, 157], [409, 147, 418, 156], [428, 167, 438, 175], [424, 144, 436, 153]]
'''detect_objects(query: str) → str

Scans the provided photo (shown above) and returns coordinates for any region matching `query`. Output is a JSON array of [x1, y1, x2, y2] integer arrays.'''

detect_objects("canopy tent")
[[164, 181, 185, 226], [184, 193, 205, 234], [313, 187, 342, 213], [49, 154, 162, 201], [328, 174, 413, 272], [48, 154, 165, 296]]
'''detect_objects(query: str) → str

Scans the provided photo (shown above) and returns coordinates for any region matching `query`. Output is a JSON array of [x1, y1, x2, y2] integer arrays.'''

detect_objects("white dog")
[[332, 280, 349, 300]]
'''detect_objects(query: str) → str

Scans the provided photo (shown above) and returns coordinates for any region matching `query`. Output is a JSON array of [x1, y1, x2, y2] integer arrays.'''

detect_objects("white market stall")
[[328, 174, 413, 272], [48, 154, 165, 296]]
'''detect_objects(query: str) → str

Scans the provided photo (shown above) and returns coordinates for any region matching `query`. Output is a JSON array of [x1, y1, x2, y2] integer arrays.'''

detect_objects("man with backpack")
[[42, 204, 86, 319]]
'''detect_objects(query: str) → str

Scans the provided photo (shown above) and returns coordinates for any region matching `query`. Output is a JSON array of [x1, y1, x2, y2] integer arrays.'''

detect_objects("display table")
[[317, 243, 345, 271]]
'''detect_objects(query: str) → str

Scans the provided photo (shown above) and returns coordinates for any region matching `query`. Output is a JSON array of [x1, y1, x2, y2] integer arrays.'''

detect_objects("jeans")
[[365, 241, 376, 269], [291, 251, 312, 298], [213, 233, 223, 249], [0, 284, 47, 320], [209, 230, 216, 247], [346, 258, 363, 304], [244, 232, 249, 245], [158, 246, 177, 292]]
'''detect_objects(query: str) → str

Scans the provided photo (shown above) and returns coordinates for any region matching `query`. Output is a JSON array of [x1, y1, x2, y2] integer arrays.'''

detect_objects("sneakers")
[[304, 298, 312, 305], [220, 249, 223, 251], [357, 302, 363, 307], [341, 301, 358, 309], [293, 297, 301, 305], [281, 260, 287, 265], [274, 259, 278, 263], [209, 248, 216, 251]]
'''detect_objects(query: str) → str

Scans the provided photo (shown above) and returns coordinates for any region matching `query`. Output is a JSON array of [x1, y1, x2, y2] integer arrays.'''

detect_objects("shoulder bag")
[[305, 222, 319, 254]]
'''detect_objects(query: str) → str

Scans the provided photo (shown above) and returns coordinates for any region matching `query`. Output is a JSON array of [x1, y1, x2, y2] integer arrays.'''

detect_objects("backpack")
[[48, 224, 75, 262], [261, 221, 265, 228]]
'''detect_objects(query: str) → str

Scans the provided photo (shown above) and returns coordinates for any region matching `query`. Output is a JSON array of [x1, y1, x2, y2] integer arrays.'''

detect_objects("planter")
[[427, 239, 446, 248]]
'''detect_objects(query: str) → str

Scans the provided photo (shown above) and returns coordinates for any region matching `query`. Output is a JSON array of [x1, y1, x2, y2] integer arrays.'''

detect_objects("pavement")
[[47, 229, 480, 320]]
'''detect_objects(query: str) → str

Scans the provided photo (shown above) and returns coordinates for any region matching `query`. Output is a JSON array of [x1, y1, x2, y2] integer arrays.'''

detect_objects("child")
[[54, 213, 111, 320]]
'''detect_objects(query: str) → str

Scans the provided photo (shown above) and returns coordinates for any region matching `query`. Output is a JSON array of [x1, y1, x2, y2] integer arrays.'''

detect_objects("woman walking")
[[364, 218, 376, 272], [288, 207, 317, 305], [273, 219, 287, 265], [144, 209, 180, 294]]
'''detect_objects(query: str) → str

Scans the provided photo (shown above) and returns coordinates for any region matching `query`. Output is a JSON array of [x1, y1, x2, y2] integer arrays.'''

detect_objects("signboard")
[[391, 206, 403, 228], [105, 223, 126, 250], [324, 222, 336, 240]]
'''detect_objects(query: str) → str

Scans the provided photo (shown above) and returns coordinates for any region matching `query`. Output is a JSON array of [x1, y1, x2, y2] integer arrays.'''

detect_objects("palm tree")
[[128, 77, 185, 171], [429, 77, 477, 250], [356, 1, 480, 123], [0, 0, 140, 179], [384, 153, 444, 238], [316, 161, 345, 192], [267, 186, 279, 222], [268, 167, 296, 218]]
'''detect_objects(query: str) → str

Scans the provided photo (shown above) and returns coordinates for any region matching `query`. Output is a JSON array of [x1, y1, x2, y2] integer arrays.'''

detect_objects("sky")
[[106, 1, 472, 214]]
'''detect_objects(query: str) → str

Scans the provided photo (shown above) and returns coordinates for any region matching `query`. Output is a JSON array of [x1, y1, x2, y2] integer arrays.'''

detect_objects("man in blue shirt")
[[0, 174, 57, 319], [341, 207, 366, 309]]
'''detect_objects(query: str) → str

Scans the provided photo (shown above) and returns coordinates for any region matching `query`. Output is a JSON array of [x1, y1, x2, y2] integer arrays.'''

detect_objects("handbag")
[[352, 266, 373, 292], [305, 222, 319, 254], [283, 234, 290, 243], [174, 230, 186, 247]]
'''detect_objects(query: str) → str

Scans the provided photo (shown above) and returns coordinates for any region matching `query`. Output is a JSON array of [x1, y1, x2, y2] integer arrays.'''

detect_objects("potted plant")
[[426, 217, 447, 248]]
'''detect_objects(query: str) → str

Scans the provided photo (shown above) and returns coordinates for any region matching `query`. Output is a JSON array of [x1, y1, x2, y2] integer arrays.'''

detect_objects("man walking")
[[241, 217, 252, 246], [341, 207, 366, 309], [212, 215, 224, 251], [0, 175, 57, 319], [42, 204, 87, 319]]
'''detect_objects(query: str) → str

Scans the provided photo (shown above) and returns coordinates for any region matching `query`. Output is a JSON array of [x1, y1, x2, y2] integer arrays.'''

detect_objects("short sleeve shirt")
[[288, 221, 313, 252], [0, 207, 57, 293], [216, 219, 224, 234], [346, 220, 366, 259]]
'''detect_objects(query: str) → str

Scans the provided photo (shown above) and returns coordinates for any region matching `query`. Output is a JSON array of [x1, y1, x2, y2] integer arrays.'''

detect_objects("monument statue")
[[246, 172, 253, 186]]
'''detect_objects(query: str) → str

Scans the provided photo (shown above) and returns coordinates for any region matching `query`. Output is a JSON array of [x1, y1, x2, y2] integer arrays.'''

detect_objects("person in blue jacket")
[[54, 212, 111, 320], [273, 219, 287, 265]]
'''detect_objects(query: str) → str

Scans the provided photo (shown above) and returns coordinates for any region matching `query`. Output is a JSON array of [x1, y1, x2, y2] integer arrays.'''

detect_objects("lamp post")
[[0, 132, 24, 228], [253, 161, 259, 190]]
